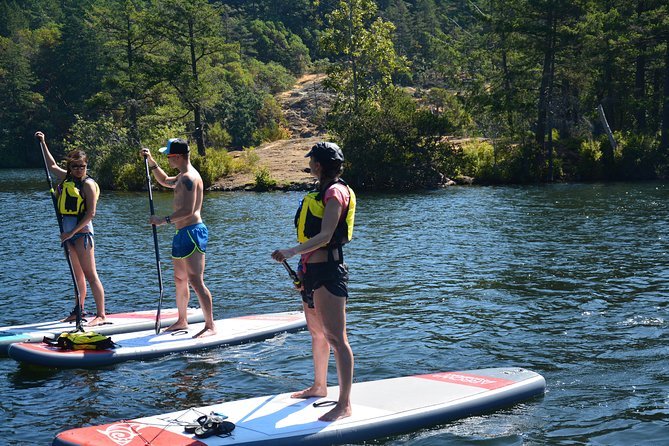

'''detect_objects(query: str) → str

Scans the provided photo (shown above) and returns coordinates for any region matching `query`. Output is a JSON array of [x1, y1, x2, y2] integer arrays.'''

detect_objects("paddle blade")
[[154, 297, 162, 335]]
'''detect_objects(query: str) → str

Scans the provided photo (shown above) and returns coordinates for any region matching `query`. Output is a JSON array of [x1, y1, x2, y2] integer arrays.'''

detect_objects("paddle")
[[281, 260, 306, 299], [36, 137, 83, 332], [143, 154, 164, 334]]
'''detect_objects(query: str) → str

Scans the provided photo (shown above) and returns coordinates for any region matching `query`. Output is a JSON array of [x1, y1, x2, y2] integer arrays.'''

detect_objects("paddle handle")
[[282, 260, 300, 285], [281, 260, 308, 301]]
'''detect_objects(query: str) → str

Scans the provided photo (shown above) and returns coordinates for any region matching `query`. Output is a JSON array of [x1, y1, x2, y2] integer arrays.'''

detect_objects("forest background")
[[1, 0, 668, 191]]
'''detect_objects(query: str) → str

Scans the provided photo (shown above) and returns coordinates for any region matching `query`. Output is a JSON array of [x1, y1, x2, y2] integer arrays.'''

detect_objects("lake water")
[[0, 169, 667, 445]]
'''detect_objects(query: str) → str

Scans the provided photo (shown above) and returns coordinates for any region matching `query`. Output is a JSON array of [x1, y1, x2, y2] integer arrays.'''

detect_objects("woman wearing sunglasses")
[[35, 131, 106, 326]]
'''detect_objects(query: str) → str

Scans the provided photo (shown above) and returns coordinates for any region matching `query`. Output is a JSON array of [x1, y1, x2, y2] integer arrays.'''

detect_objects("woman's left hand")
[[60, 232, 73, 242]]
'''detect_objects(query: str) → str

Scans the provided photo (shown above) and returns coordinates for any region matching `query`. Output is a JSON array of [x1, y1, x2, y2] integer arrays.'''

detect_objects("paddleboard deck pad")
[[8, 311, 306, 367], [0, 308, 204, 355], [52, 367, 545, 446]]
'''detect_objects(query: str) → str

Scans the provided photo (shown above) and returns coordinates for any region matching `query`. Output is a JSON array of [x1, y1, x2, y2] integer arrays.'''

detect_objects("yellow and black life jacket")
[[57, 176, 99, 219], [295, 179, 356, 252], [43, 331, 115, 350]]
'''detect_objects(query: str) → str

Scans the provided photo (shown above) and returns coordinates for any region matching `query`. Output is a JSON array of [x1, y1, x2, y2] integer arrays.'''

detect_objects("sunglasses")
[[71, 164, 87, 169], [167, 154, 181, 158]]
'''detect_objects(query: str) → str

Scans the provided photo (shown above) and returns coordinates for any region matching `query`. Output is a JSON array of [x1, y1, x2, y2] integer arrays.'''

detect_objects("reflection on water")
[[0, 170, 668, 445]]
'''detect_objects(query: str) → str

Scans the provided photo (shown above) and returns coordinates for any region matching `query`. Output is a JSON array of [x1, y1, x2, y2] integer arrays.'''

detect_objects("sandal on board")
[[194, 419, 235, 439], [184, 415, 208, 433], [184, 414, 226, 434]]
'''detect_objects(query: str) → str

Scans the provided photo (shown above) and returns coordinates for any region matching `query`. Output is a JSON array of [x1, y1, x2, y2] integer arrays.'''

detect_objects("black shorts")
[[301, 262, 349, 309]]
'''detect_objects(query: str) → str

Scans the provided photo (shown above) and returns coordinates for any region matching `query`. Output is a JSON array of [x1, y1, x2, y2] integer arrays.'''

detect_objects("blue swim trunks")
[[172, 223, 208, 259]]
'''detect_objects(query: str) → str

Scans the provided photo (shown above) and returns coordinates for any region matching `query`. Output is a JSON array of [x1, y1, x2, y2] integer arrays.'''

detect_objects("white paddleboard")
[[8, 311, 306, 368], [52, 367, 545, 446], [0, 308, 204, 355]]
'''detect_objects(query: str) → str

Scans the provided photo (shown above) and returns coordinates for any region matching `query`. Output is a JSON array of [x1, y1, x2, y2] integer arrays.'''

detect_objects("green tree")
[[320, 0, 407, 112], [248, 20, 310, 75], [333, 87, 456, 190], [87, 0, 157, 147], [0, 35, 43, 165], [150, 0, 238, 155]]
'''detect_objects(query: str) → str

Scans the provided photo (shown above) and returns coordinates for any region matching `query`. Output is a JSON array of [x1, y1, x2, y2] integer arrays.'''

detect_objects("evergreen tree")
[[87, 0, 156, 147], [150, 0, 238, 155], [320, 0, 407, 112]]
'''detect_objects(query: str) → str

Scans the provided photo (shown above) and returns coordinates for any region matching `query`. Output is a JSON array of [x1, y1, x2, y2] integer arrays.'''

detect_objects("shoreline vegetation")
[[3, 1, 668, 191]]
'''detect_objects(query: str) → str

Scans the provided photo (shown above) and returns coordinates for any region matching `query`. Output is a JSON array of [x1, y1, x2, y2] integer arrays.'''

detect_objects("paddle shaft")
[[282, 260, 307, 299], [143, 155, 164, 334], [36, 138, 83, 332], [282, 260, 299, 283]]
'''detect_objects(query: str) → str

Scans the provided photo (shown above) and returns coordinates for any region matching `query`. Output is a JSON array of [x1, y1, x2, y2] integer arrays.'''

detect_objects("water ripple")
[[1, 172, 668, 444]]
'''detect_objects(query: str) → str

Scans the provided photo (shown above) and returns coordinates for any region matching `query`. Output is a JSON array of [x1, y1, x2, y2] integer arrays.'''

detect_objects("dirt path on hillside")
[[211, 74, 331, 191]]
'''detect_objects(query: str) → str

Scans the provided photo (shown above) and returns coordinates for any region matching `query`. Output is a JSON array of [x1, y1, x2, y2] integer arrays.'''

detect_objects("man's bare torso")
[[173, 166, 203, 230]]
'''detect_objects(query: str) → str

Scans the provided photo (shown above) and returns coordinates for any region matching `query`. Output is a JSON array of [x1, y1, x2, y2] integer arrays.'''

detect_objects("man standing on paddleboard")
[[140, 139, 216, 338]]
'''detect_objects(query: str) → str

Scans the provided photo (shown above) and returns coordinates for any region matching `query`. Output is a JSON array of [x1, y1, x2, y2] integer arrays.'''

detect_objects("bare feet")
[[192, 327, 216, 338], [318, 403, 352, 422], [291, 385, 327, 399], [164, 321, 188, 332], [86, 316, 107, 327], [61, 311, 82, 323]]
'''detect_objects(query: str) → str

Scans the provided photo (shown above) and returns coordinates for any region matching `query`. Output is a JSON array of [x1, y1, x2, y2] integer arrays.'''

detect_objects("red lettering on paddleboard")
[[416, 372, 515, 390]]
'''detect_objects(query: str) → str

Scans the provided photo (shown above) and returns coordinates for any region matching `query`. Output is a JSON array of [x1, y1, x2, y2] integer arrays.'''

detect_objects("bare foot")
[[318, 403, 351, 422], [291, 385, 327, 399], [164, 321, 188, 332], [192, 327, 216, 338], [61, 312, 82, 323], [86, 316, 107, 327]]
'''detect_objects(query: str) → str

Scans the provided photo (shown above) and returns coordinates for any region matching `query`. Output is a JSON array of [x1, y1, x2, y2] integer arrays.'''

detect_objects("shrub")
[[190, 148, 234, 189], [207, 122, 232, 149], [613, 132, 659, 180], [253, 95, 291, 143], [460, 140, 494, 177], [254, 167, 277, 191], [229, 147, 260, 174], [576, 139, 602, 181], [330, 87, 456, 190], [246, 59, 296, 94]]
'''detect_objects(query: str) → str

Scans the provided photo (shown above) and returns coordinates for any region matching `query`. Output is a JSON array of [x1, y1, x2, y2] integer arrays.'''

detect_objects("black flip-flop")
[[194, 420, 235, 439], [184, 415, 209, 433]]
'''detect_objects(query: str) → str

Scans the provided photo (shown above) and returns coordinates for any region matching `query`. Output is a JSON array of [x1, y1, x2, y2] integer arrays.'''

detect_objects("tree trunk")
[[634, 1, 647, 132], [126, 13, 140, 147], [535, 9, 555, 150], [500, 39, 514, 132], [661, 33, 669, 154], [546, 42, 556, 182], [189, 19, 206, 156], [348, 3, 359, 112]]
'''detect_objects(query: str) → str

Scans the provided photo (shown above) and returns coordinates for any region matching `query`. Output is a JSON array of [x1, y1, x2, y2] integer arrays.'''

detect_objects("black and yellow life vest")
[[44, 331, 115, 350], [295, 179, 356, 249], [57, 176, 99, 218]]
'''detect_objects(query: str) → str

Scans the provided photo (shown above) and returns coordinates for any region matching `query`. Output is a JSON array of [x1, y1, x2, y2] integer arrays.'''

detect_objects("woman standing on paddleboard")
[[35, 131, 107, 326], [272, 141, 356, 422]]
